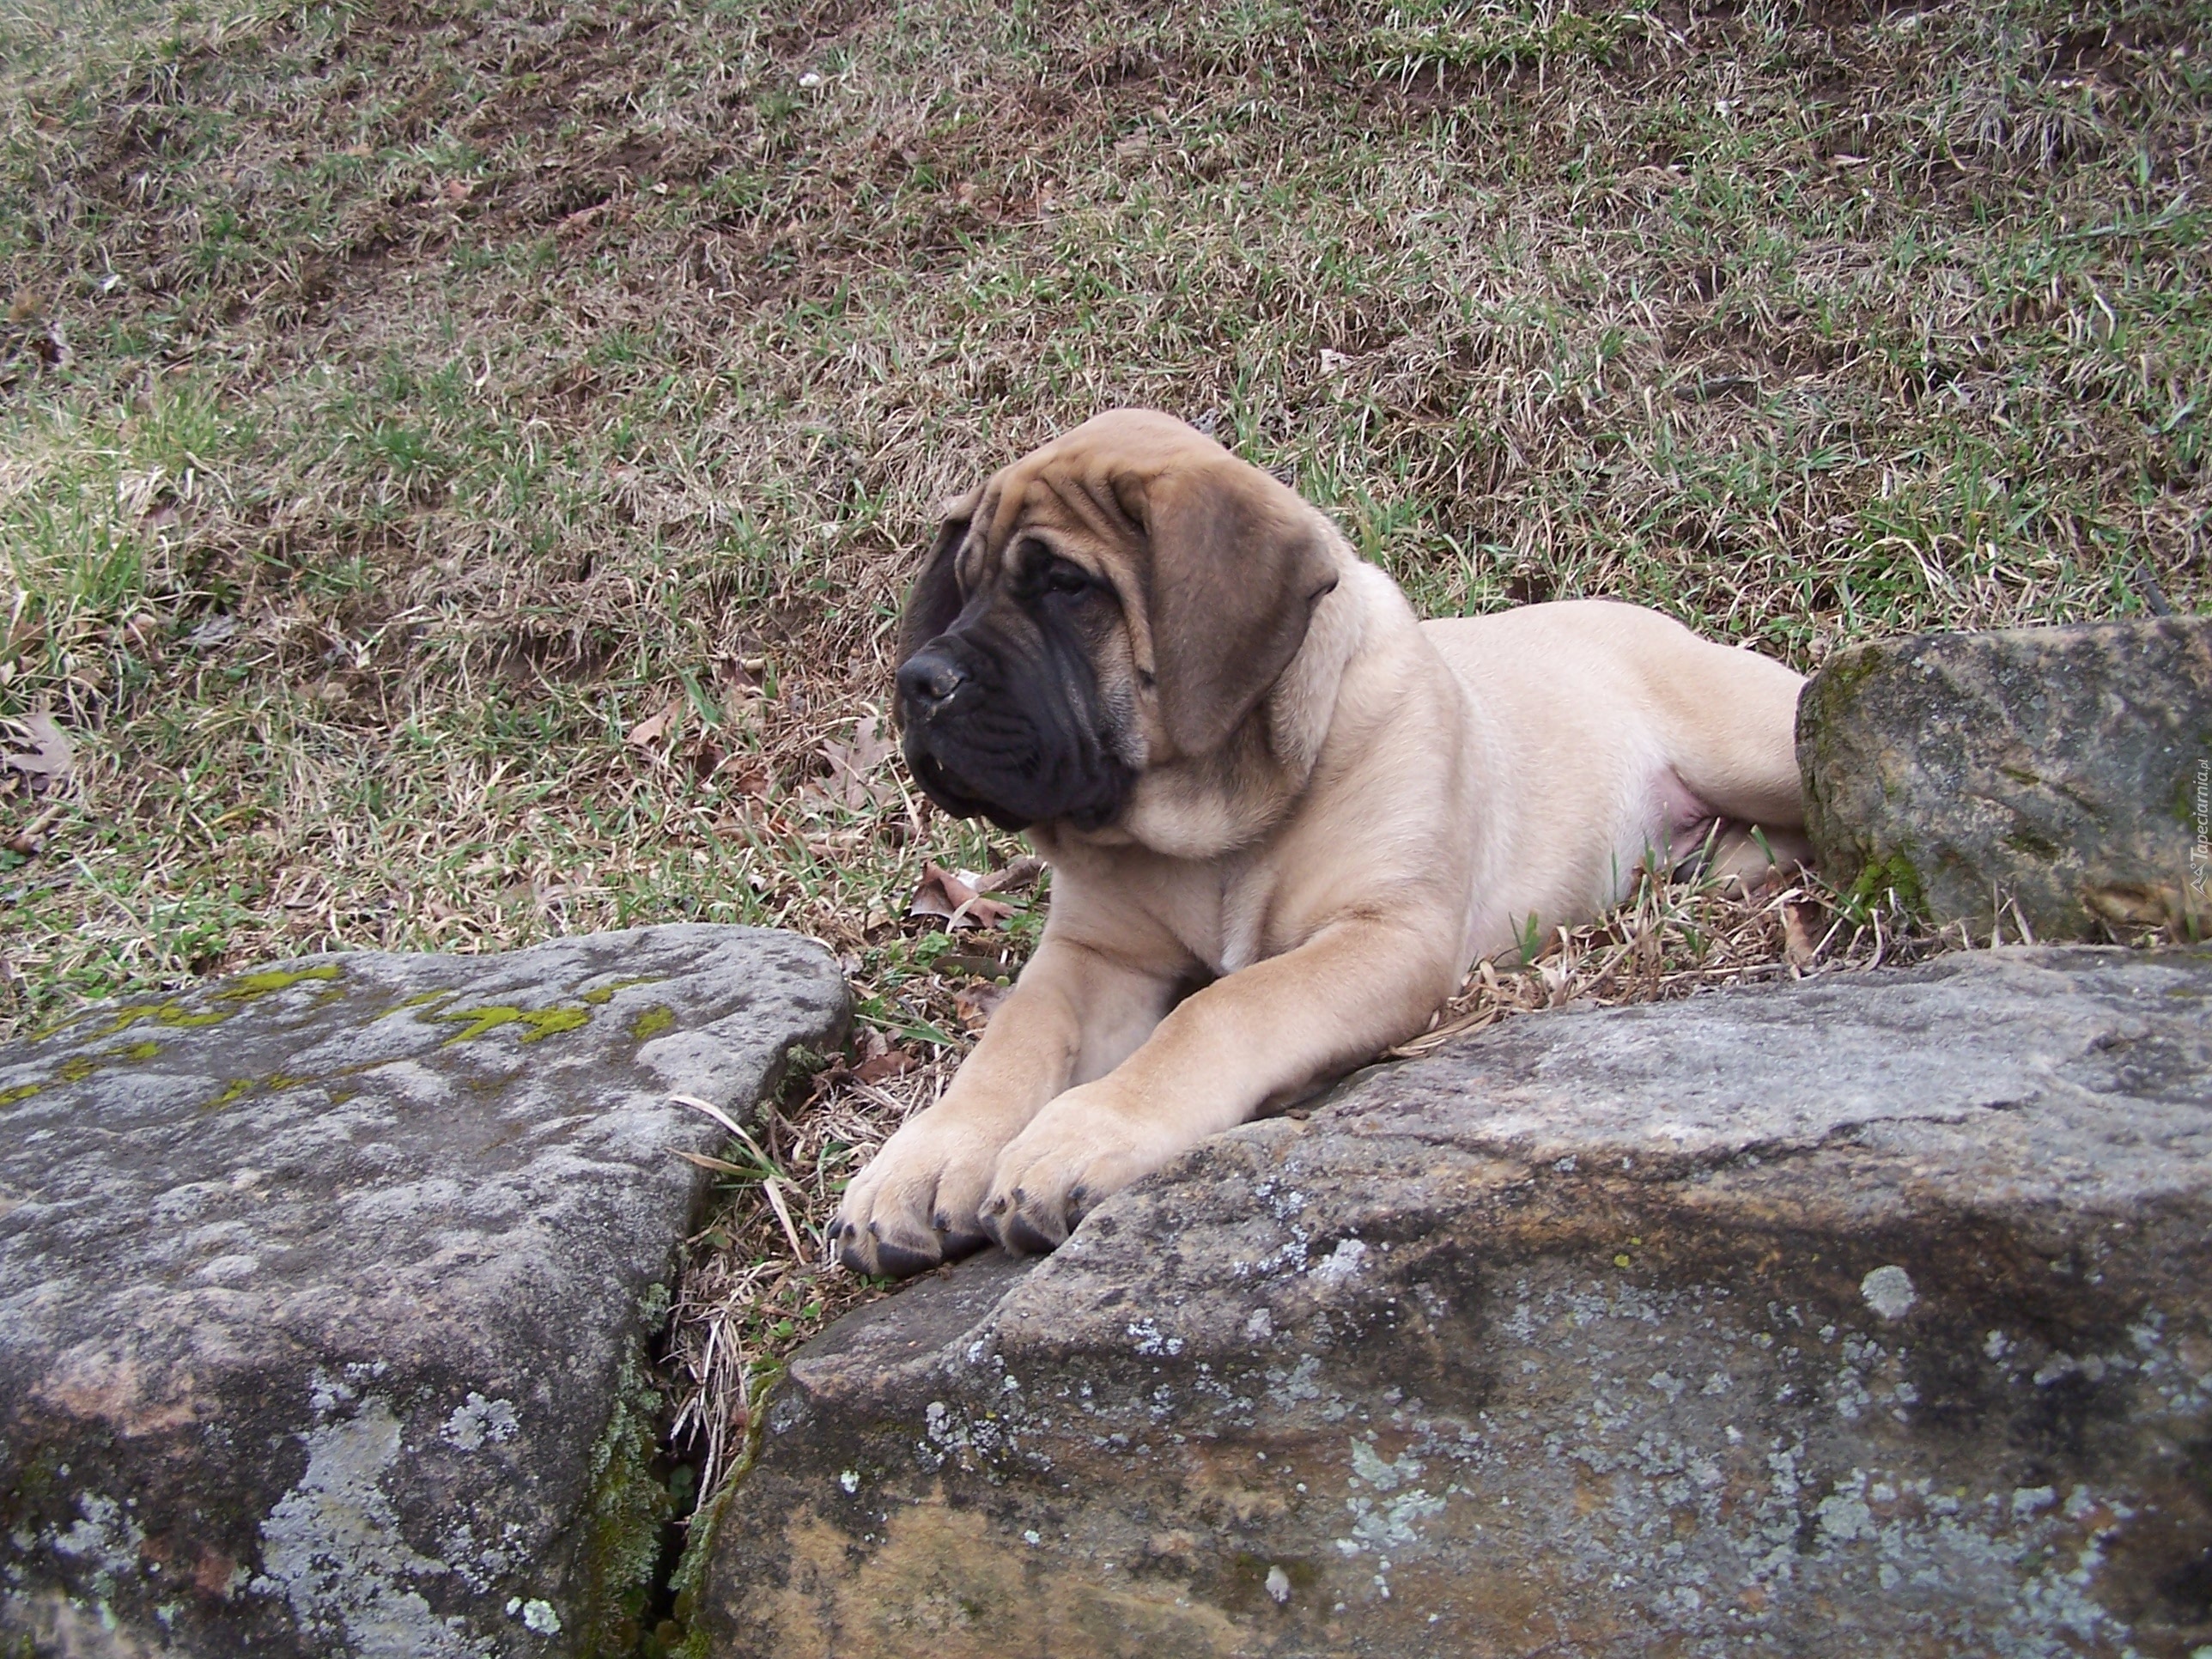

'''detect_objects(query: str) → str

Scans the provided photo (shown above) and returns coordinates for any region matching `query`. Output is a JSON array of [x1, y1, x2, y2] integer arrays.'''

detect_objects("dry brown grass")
[[663, 1055, 955, 1503], [4, 0, 2203, 1023]]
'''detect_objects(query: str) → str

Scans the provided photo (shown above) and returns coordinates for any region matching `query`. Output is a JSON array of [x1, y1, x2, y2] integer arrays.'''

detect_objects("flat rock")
[[1797, 618, 2211, 939], [0, 924, 848, 1658], [702, 946, 2211, 1658]]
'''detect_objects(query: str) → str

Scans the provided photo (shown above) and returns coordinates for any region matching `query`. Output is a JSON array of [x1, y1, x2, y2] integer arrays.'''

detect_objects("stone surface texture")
[[0, 925, 848, 1658], [1797, 617, 2211, 939], [703, 946, 2212, 1659]]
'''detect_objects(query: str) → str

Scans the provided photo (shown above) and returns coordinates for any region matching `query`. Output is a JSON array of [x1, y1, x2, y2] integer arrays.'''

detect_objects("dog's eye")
[[1040, 559, 1094, 598]]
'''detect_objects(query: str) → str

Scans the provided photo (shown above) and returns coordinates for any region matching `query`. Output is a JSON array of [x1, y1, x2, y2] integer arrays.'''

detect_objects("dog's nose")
[[897, 647, 966, 714]]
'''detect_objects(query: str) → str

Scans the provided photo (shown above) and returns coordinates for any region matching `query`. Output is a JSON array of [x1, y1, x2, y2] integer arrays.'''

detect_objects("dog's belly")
[[1420, 599, 1801, 957], [1454, 746, 1707, 960]]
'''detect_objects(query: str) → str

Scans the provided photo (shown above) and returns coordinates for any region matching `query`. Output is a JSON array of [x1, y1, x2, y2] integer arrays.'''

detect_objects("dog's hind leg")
[[1626, 621, 1809, 891], [1661, 656, 1806, 828], [1612, 621, 1812, 896]]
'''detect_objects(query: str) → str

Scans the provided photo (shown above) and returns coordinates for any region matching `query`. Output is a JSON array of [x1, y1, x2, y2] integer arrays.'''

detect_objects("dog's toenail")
[[1003, 1213, 1058, 1255], [872, 1238, 940, 1279]]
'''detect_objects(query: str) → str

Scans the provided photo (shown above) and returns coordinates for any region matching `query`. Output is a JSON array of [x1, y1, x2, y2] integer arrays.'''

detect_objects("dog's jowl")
[[838, 410, 1811, 1276]]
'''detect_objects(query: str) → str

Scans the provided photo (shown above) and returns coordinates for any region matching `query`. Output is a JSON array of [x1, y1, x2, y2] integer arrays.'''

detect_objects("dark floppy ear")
[[1131, 460, 1340, 757], [896, 488, 979, 667]]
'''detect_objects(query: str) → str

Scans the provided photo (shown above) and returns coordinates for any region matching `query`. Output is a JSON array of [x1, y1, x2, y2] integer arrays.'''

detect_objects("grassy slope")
[[3, 0, 2206, 1041]]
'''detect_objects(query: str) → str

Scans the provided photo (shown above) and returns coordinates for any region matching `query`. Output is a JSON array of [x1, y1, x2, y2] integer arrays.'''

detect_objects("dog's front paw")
[[834, 1107, 1005, 1278], [978, 1086, 1181, 1255]]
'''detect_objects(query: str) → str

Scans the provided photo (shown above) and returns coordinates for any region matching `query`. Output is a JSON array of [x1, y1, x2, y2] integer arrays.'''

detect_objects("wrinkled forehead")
[[954, 464, 1115, 585], [951, 415, 1224, 588]]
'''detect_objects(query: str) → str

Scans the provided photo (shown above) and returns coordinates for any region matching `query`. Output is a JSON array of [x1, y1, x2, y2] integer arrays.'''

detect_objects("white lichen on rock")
[[47, 1490, 145, 1606], [1860, 1265, 1917, 1322], [253, 1390, 485, 1657], [441, 1393, 521, 1452], [1310, 1237, 1369, 1286]]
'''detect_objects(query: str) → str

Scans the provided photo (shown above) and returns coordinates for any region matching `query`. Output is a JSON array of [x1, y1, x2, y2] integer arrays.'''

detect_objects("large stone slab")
[[1797, 618, 2211, 939], [0, 925, 848, 1658], [702, 947, 2211, 1658]]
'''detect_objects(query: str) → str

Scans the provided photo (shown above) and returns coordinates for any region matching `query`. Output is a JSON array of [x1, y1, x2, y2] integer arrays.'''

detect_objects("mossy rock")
[[1798, 618, 2211, 939], [0, 925, 848, 1658]]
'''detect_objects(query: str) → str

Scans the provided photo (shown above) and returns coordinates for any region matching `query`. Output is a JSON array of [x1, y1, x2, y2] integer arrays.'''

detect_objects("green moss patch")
[[428, 1003, 593, 1046], [1844, 850, 1929, 921], [572, 1295, 679, 1659], [210, 965, 342, 1001]]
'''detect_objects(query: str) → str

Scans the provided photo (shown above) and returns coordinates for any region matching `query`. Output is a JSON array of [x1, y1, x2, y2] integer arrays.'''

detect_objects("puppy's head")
[[894, 410, 1340, 832]]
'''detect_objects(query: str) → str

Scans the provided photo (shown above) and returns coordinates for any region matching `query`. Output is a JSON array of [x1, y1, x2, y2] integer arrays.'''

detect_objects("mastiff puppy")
[[836, 410, 1809, 1276]]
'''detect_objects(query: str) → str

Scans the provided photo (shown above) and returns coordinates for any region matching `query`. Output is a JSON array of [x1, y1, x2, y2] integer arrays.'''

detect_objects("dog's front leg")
[[980, 919, 1458, 1253], [835, 937, 1178, 1275]]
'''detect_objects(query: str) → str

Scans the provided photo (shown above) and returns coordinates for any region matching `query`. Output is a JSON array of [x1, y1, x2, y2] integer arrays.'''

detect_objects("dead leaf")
[[720, 760, 770, 799], [819, 714, 897, 811], [953, 981, 1012, 1030], [3, 712, 73, 793], [6, 799, 64, 855], [558, 199, 631, 238], [719, 670, 762, 728], [625, 696, 684, 748], [682, 739, 727, 784], [973, 855, 1043, 896], [853, 1046, 919, 1084], [1783, 901, 1818, 970], [908, 862, 1011, 930], [855, 713, 896, 768]]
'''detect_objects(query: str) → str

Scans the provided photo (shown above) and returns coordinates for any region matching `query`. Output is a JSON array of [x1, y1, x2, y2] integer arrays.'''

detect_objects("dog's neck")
[[1048, 529, 1371, 862]]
